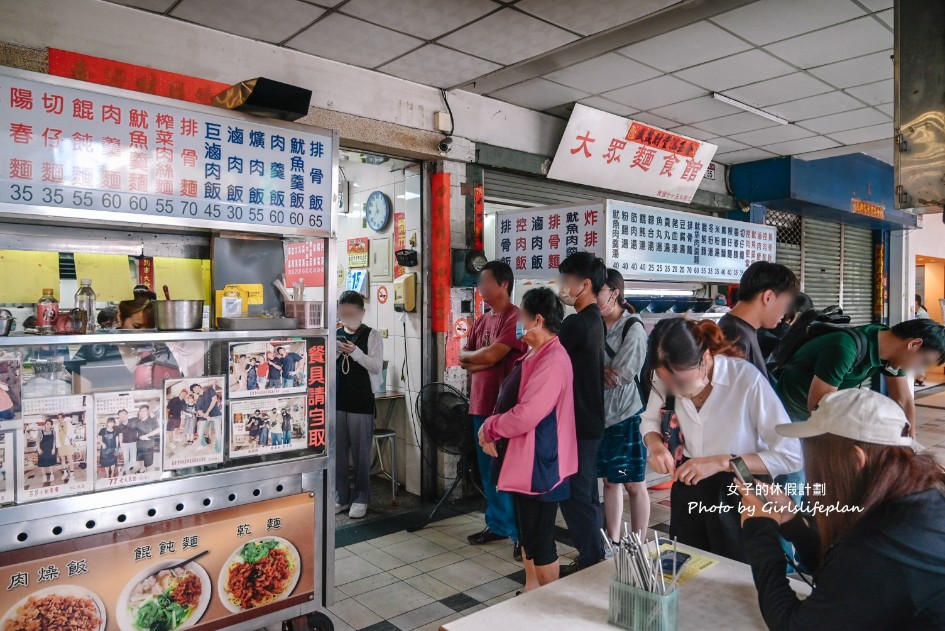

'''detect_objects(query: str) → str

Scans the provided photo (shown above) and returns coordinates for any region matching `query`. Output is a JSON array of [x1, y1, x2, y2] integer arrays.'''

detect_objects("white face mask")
[[559, 283, 584, 307]]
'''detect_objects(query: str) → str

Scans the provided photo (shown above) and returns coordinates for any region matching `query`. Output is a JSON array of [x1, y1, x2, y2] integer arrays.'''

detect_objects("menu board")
[[606, 200, 776, 282], [0, 493, 315, 631], [0, 70, 333, 233]]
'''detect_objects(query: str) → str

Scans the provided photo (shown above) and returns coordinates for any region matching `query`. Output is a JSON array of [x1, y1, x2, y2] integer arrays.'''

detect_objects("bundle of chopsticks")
[[602, 525, 679, 596]]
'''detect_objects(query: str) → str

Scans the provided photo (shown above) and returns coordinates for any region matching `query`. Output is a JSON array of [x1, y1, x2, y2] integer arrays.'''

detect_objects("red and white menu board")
[[0, 69, 333, 233], [548, 104, 717, 204]]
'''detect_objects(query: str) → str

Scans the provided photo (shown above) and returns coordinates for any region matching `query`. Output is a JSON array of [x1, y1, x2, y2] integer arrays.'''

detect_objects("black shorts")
[[136, 448, 154, 467], [514, 494, 559, 566]]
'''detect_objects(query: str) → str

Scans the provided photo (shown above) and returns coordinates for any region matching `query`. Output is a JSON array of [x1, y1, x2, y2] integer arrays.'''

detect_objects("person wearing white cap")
[[738, 389, 945, 630]]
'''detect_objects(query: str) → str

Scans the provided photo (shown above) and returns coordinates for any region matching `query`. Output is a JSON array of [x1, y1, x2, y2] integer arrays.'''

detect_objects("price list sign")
[[0, 70, 333, 233], [606, 200, 776, 282]]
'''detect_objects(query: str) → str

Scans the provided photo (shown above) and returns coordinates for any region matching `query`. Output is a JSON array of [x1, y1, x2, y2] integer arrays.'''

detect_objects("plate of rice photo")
[[1, 584, 106, 631], [116, 559, 211, 631], [218, 537, 301, 613]]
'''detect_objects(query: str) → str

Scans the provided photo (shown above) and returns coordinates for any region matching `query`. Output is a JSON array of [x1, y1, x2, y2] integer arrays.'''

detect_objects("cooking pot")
[[153, 300, 204, 331], [0, 310, 13, 336]]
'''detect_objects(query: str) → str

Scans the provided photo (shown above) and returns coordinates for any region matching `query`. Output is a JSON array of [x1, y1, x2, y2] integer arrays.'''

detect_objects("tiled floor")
[[322, 389, 945, 631]]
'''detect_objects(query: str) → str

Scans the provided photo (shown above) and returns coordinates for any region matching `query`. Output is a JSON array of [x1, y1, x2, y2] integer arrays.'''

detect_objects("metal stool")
[[372, 427, 397, 506]]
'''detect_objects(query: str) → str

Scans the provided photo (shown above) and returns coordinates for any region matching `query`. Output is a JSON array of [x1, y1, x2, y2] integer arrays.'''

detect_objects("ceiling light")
[[624, 288, 693, 297], [712, 93, 789, 125]]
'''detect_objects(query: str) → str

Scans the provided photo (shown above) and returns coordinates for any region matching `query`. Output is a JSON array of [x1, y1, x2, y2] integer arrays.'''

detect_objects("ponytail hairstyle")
[[604, 268, 635, 314], [647, 317, 743, 376]]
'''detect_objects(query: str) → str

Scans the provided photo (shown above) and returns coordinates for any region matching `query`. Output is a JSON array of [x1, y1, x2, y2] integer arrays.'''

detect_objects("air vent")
[[59, 252, 76, 280]]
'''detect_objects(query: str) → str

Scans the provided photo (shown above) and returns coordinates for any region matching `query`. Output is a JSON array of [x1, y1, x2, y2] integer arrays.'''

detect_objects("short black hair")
[[338, 290, 365, 309], [891, 318, 945, 364], [737, 261, 799, 302], [520, 287, 564, 335], [558, 251, 607, 294], [481, 260, 514, 296]]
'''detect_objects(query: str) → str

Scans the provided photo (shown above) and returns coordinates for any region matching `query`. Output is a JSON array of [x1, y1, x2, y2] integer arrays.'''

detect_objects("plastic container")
[[284, 301, 323, 329], [74, 279, 97, 333], [221, 285, 243, 319], [36, 288, 59, 334], [609, 577, 678, 631]]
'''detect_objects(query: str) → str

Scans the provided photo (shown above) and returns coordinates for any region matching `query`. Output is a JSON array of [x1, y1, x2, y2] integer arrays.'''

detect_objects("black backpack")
[[767, 306, 869, 380], [603, 315, 651, 406]]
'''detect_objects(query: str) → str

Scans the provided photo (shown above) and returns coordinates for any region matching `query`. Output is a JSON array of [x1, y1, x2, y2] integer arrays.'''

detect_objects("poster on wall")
[[283, 240, 326, 289], [0, 356, 23, 426], [228, 395, 307, 459], [305, 337, 327, 455], [93, 390, 163, 489], [162, 376, 225, 471], [0, 432, 14, 505], [18, 395, 92, 502], [347, 238, 369, 268], [228, 340, 305, 399], [0, 492, 316, 631]]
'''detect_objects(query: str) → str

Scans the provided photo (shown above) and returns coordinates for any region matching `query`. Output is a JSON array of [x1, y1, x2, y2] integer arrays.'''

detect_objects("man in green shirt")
[[775, 319, 945, 427]]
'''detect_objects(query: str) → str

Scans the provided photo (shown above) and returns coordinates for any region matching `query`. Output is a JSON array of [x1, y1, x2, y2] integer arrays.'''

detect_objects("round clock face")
[[365, 191, 391, 231]]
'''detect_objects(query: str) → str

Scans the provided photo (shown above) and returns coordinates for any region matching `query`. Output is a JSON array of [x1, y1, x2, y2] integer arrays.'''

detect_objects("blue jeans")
[[283, 377, 295, 388], [272, 432, 283, 445], [473, 415, 518, 540], [283, 431, 292, 444]]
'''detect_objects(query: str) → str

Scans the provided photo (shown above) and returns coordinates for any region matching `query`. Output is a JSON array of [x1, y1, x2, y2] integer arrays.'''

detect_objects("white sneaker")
[[348, 503, 368, 519], [335, 502, 350, 514]]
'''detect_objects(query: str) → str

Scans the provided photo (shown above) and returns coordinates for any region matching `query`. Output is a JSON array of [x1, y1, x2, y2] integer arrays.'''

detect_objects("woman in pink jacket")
[[479, 287, 578, 591]]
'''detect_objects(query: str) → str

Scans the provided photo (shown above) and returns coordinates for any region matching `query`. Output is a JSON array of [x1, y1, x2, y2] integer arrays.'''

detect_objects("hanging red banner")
[[431, 172, 451, 333], [137, 257, 155, 292]]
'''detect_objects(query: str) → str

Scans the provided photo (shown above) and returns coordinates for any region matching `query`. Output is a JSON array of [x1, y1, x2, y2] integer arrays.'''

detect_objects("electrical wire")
[[439, 89, 455, 138]]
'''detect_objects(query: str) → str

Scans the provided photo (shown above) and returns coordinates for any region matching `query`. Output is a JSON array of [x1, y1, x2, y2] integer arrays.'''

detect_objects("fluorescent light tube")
[[712, 93, 789, 125]]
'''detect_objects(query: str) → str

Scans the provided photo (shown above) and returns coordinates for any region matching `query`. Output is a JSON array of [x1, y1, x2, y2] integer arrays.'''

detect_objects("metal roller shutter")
[[841, 225, 874, 325], [764, 210, 802, 279], [802, 218, 842, 311]]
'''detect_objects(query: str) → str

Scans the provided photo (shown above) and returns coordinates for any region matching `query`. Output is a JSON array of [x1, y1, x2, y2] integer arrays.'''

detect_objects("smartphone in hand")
[[730, 456, 767, 502]]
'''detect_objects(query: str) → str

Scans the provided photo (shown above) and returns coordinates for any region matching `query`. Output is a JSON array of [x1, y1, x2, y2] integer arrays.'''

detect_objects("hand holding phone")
[[730, 456, 766, 502]]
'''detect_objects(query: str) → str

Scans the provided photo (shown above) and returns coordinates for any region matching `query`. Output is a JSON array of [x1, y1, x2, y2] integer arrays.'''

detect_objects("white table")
[[440, 544, 810, 631]]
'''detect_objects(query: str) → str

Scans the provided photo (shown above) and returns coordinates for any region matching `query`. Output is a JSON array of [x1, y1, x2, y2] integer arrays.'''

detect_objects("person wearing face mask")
[[478, 287, 577, 591], [556, 251, 608, 571], [597, 269, 650, 542], [640, 317, 802, 562], [335, 290, 384, 520], [706, 294, 731, 314]]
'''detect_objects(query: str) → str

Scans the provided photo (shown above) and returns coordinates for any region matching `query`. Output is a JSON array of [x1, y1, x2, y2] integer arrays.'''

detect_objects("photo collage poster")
[[93, 390, 163, 489], [229, 395, 308, 459], [0, 355, 22, 427], [229, 340, 306, 399], [163, 375, 226, 471], [18, 395, 93, 502]]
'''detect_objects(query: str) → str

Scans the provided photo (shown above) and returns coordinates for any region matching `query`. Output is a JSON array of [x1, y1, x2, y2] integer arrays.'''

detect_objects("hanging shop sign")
[[0, 69, 333, 233], [0, 492, 315, 631], [493, 199, 775, 282], [547, 104, 718, 204]]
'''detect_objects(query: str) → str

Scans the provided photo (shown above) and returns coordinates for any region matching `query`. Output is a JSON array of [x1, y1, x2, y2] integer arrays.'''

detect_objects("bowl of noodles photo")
[[218, 537, 301, 613], [1, 584, 106, 631], [116, 559, 211, 631]]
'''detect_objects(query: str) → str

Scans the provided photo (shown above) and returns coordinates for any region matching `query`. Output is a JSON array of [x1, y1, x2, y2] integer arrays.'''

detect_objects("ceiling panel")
[[845, 79, 893, 105], [876, 102, 894, 116], [827, 122, 893, 144], [287, 13, 422, 68], [106, 0, 178, 12], [704, 137, 750, 153], [171, 0, 325, 43], [713, 147, 777, 164], [694, 112, 780, 136], [489, 78, 589, 111], [341, 0, 499, 40], [577, 96, 637, 117], [765, 17, 892, 68], [875, 9, 893, 28], [761, 135, 841, 156], [674, 49, 794, 91], [729, 123, 815, 147], [516, 0, 682, 36], [766, 91, 863, 121], [711, 0, 865, 46], [618, 21, 751, 72], [630, 112, 680, 129], [650, 96, 742, 123], [796, 107, 891, 134], [601, 75, 704, 110], [379, 44, 502, 88], [544, 53, 661, 94], [670, 125, 712, 139], [545, 104, 574, 119], [858, 0, 893, 10], [808, 50, 893, 89], [439, 8, 578, 65], [722, 73, 833, 108]]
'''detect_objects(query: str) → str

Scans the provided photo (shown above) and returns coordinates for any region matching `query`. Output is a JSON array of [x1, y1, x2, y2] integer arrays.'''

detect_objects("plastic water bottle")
[[74, 279, 97, 333]]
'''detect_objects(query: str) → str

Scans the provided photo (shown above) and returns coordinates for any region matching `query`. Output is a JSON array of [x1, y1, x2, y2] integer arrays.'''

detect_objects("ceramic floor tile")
[[403, 573, 460, 599], [355, 580, 435, 620], [463, 577, 521, 602], [428, 559, 503, 592], [484, 591, 519, 606], [381, 537, 450, 564], [321, 607, 356, 631], [354, 545, 407, 571], [412, 611, 465, 631], [333, 587, 348, 602], [348, 541, 380, 555], [415, 528, 469, 551], [412, 551, 465, 573], [335, 555, 385, 586], [389, 564, 424, 580], [388, 602, 456, 631], [336, 547, 354, 560], [338, 571, 399, 598], [452, 545, 488, 559], [368, 530, 419, 548], [328, 597, 384, 630], [439, 522, 484, 541], [429, 514, 477, 527], [472, 552, 521, 576]]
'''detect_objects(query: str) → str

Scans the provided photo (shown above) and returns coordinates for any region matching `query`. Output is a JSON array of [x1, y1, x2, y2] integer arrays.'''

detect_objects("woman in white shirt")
[[640, 317, 802, 562]]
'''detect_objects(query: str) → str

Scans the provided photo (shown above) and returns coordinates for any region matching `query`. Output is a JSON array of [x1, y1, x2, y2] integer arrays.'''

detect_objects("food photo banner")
[[0, 493, 315, 631], [0, 69, 333, 233]]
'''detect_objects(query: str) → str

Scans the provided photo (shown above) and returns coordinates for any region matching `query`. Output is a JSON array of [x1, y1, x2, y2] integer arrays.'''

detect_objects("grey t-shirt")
[[718, 313, 767, 378]]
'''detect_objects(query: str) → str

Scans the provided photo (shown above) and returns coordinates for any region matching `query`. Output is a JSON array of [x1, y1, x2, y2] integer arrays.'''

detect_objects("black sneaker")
[[513, 542, 522, 562], [467, 527, 509, 545]]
